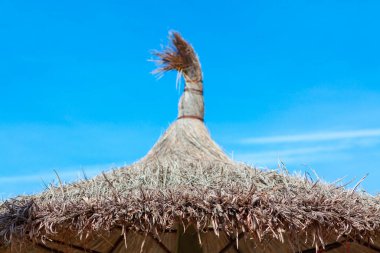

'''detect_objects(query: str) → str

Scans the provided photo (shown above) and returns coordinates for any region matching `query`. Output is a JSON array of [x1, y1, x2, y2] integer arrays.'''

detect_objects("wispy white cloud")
[[235, 145, 349, 165], [0, 163, 121, 184], [241, 129, 380, 144]]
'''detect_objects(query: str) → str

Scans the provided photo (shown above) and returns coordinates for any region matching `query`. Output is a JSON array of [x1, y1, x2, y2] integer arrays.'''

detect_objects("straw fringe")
[[1, 152, 380, 249], [152, 31, 202, 82]]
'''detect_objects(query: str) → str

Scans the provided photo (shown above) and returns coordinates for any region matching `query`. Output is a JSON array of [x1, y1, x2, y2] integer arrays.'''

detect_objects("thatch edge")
[[1, 163, 380, 250]]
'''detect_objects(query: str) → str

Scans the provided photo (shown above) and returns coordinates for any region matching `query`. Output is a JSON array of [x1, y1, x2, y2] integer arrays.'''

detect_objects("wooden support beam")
[[148, 233, 173, 253], [48, 238, 102, 253], [176, 224, 203, 253], [356, 238, 380, 253], [219, 233, 244, 253], [299, 242, 343, 253], [36, 243, 64, 253], [107, 235, 124, 253], [300, 238, 380, 253]]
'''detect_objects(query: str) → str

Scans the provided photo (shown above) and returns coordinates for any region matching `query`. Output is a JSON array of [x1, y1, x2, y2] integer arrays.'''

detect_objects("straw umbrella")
[[1, 32, 380, 253]]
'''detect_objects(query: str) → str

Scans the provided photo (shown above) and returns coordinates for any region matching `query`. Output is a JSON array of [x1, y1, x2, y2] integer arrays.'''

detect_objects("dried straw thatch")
[[1, 32, 380, 253]]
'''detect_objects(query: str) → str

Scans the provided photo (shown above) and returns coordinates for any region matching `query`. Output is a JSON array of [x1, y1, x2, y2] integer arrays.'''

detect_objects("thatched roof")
[[1, 32, 380, 253]]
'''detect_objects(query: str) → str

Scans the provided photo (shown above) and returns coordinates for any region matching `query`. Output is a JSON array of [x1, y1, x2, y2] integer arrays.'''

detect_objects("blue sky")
[[1, 0, 380, 197]]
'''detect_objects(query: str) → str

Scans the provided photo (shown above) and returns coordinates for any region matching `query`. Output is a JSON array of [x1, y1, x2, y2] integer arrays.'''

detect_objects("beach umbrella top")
[[1, 32, 380, 253]]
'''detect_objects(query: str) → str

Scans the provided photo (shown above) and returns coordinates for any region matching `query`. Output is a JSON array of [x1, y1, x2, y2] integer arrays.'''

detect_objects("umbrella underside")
[[3, 227, 380, 253]]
